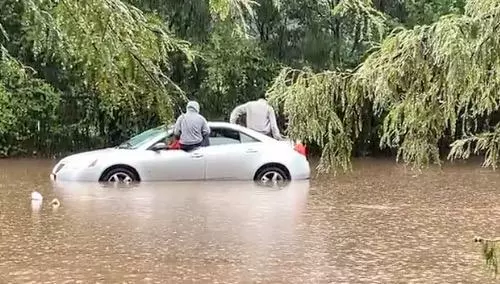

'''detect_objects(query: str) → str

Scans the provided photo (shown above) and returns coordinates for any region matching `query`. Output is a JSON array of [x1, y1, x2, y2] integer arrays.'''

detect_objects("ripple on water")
[[0, 159, 498, 283]]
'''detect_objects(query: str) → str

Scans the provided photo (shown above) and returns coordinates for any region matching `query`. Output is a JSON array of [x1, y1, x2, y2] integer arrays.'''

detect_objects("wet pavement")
[[0, 158, 499, 283]]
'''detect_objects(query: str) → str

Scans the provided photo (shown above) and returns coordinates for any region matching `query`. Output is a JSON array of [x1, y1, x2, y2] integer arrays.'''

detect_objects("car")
[[50, 122, 310, 183]]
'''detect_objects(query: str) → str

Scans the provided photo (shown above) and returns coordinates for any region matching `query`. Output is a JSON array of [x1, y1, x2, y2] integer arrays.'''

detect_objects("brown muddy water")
[[0, 158, 499, 283]]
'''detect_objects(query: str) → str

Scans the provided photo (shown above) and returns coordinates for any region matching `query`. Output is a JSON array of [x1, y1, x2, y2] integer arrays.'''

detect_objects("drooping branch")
[[17, 0, 195, 122], [350, 15, 479, 167], [209, 0, 260, 36], [267, 67, 362, 174], [0, 23, 8, 42], [448, 124, 500, 170], [268, 0, 500, 173], [333, 0, 389, 43]]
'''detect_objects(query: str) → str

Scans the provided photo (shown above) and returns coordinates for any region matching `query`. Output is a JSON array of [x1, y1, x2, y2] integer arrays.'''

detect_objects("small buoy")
[[50, 198, 60, 209], [31, 191, 43, 201]]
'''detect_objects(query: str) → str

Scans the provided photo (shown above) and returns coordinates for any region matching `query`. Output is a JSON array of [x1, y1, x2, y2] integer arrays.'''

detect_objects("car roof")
[[206, 121, 275, 142], [207, 121, 246, 130], [163, 121, 275, 143]]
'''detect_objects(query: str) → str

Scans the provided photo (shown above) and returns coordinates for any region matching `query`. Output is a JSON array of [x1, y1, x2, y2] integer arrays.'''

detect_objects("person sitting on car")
[[229, 97, 282, 140], [174, 101, 210, 151]]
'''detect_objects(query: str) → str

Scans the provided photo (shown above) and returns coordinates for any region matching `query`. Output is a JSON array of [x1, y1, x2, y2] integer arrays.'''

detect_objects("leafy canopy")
[[267, 0, 500, 173]]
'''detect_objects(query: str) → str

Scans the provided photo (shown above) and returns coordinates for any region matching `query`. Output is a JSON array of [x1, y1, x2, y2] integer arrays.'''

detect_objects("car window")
[[240, 132, 259, 143], [118, 126, 169, 149], [208, 127, 259, 146]]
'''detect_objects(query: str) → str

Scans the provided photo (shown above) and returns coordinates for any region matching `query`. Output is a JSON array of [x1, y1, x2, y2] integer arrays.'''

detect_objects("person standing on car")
[[229, 98, 282, 140], [174, 101, 210, 151]]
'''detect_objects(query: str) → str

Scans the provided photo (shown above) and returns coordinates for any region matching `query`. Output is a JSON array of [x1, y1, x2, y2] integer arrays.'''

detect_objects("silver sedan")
[[50, 122, 310, 183]]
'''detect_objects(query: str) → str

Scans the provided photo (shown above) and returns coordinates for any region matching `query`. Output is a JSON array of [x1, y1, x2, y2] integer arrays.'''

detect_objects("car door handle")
[[246, 149, 258, 153], [191, 153, 203, 158]]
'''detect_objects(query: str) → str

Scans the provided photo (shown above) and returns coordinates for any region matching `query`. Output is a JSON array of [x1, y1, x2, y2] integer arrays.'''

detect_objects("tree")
[[267, 0, 500, 174], [0, 45, 60, 156], [0, 0, 261, 154], [266, 0, 390, 173], [196, 22, 279, 119]]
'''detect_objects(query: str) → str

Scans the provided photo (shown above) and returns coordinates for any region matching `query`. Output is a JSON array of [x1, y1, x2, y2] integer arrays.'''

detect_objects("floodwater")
[[0, 158, 499, 283]]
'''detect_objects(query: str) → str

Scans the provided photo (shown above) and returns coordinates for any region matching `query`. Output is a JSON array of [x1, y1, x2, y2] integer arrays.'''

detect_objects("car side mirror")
[[151, 142, 168, 152]]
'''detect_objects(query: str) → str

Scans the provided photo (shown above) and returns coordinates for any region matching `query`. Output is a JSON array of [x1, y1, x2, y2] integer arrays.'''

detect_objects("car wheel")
[[101, 168, 137, 183], [255, 166, 288, 183]]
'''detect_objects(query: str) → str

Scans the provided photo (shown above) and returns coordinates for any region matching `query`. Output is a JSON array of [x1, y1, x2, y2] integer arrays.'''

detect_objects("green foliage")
[[333, 0, 388, 43], [209, 0, 259, 35], [0, 0, 205, 155], [253, 0, 391, 70], [0, 48, 60, 156], [0, 24, 7, 41], [1, 0, 500, 172], [125, 0, 212, 42], [352, 15, 477, 168], [474, 237, 500, 277], [449, 125, 500, 170], [267, 67, 362, 173], [269, 0, 500, 173], [404, 0, 466, 26], [267, 0, 389, 173], [196, 23, 278, 119], [21, 0, 194, 123]]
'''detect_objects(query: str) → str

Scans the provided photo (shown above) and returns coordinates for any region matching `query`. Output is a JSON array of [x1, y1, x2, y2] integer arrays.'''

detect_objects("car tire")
[[255, 166, 289, 183], [101, 167, 138, 183]]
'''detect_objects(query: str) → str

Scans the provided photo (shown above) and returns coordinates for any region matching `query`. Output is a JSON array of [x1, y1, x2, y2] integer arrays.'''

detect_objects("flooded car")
[[50, 122, 310, 183]]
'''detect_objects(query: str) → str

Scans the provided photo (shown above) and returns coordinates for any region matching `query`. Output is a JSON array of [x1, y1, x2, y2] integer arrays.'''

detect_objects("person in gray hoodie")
[[229, 98, 282, 140], [174, 101, 210, 151]]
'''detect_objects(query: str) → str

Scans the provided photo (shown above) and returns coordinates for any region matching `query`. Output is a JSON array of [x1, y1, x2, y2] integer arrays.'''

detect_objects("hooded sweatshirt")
[[229, 99, 282, 139], [174, 101, 210, 145]]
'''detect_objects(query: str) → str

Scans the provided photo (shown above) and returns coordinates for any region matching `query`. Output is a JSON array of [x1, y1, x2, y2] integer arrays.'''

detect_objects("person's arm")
[[200, 117, 211, 147], [201, 117, 210, 136], [173, 115, 183, 136], [229, 103, 248, 124], [268, 106, 282, 140]]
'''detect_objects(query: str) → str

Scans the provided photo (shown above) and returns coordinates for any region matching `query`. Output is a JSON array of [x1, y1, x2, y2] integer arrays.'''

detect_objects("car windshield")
[[117, 125, 170, 149]]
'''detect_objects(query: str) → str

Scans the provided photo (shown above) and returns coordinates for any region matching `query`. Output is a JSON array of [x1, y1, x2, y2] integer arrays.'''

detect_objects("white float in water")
[[31, 191, 43, 201], [30, 192, 61, 211]]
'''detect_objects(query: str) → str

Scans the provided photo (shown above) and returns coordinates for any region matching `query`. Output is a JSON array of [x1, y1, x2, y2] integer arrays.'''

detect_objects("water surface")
[[0, 158, 498, 283]]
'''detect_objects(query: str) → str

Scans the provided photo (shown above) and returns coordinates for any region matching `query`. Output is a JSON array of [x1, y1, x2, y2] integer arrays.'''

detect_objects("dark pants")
[[180, 135, 209, 151], [180, 142, 202, 152]]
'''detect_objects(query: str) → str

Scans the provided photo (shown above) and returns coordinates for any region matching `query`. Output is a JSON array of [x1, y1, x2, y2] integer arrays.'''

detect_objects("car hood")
[[60, 148, 116, 163]]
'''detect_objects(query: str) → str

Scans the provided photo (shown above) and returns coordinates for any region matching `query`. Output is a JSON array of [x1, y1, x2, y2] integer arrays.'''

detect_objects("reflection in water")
[[0, 158, 499, 283], [31, 199, 43, 212]]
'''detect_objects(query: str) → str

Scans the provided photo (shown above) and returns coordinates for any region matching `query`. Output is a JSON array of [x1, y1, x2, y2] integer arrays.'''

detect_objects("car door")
[[204, 127, 263, 180], [143, 148, 206, 181]]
